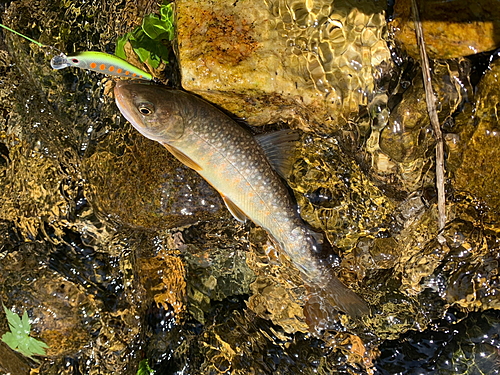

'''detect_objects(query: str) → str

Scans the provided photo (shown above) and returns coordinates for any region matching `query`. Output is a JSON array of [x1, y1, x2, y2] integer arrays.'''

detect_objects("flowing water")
[[0, 0, 499, 374]]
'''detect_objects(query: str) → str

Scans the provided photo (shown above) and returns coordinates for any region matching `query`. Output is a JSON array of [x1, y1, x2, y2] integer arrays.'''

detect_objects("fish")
[[51, 52, 153, 80], [114, 80, 370, 320]]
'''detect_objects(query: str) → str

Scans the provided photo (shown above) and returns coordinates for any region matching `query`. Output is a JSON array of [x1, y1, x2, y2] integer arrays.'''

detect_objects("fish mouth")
[[114, 80, 163, 140], [114, 80, 142, 126]]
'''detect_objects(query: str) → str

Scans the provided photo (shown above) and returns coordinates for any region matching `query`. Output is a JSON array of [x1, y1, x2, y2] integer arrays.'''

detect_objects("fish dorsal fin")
[[221, 194, 248, 223], [255, 129, 299, 179], [162, 142, 202, 171]]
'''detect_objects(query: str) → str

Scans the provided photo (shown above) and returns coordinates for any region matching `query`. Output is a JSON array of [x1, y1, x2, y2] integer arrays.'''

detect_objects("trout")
[[114, 81, 370, 319]]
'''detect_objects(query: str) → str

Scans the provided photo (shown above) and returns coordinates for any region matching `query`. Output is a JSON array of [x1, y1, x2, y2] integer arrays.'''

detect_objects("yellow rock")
[[176, 0, 391, 132], [390, 0, 500, 59]]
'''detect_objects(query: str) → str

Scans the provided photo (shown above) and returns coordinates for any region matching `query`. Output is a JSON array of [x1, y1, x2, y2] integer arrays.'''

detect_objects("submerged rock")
[[246, 227, 310, 334], [176, 0, 392, 132], [160, 221, 256, 325], [0, 234, 150, 374], [376, 309, 500, 373], [85, 126, 224, 231], [289, 133, 394, 251], [366, 59, 472, 192], [454, 59, 500, 211]]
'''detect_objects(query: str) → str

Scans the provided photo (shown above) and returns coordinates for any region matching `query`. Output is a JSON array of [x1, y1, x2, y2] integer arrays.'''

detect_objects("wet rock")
[[390, 0, 500, 59], [0, 341, 32, 375], [355, 191, 500, 341], [246, 227, 309, 334], [162, 221, 256, 324], [85, 126, 224, 231], [147, 300, 374, 375], [375, 310, 500, 373], [454, 59, 500, 211], [139, 248, 187, 318], [367, 60, 472, 192], [177, 0, 392, 132], [289, 133, 394, 251], [0, 224, 163, 375], [0, 243, 95, 359]]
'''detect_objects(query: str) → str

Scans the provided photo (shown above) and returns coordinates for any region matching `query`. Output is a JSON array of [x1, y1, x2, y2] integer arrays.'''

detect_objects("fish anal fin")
[[255, 129, 299, 179], [221, 194, 248, 223], [162, 142, 202, 171]]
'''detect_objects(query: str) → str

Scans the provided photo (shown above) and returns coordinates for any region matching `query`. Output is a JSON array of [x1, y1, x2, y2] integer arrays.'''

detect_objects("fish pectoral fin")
[[255, 129, 300, 179], [221, 195, 248, 223], [308, 230, 323, 246], [162, 142, 202, 171]]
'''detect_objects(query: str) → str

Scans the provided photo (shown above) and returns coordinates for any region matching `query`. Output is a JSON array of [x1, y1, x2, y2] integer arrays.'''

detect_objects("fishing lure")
[[0, 22, 153, 81], [51, 51, 153, 81]]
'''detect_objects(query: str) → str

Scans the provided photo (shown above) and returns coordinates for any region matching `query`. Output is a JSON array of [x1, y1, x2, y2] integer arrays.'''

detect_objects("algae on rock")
[[176, 0, 392, 133], [390, 0, 500, 60], [454, 59, 500, 212]]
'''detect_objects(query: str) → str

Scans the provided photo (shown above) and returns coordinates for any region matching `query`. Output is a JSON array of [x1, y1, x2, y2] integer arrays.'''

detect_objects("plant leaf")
[[4, 304, 22, 332], [115, 1, 174, 72], [1, 304, 49, 361], [137, 358, 155, 375], [21, 310, 31, 335], [1, 331, 19, 350], [26, 336, 49, 355], [115, 33, 131, 60], [142, 14, 170, 41], [132, 46, 151, 64], [160, 3, 174, 40]]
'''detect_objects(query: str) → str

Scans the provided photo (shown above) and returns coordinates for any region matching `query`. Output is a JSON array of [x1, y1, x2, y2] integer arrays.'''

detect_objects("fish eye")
[[138, 103, 155, 116]]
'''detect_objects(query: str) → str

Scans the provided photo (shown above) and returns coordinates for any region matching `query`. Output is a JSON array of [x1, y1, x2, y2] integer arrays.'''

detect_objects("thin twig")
[[411, 0, 446, 243]]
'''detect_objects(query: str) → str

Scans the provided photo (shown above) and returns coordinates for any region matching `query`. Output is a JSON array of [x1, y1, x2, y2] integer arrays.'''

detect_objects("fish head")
[[114, 80, 185, 142]]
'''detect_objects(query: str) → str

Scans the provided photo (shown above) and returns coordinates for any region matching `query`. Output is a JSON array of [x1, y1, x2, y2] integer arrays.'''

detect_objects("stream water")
[[0, 0, 499, 374]]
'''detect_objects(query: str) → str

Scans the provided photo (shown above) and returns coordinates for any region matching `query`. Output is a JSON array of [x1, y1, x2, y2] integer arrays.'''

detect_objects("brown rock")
[[176, 0, 392, 132], [85, 126, 224, 230], [390, 0, 500, 59], [454, 59, 500, 210]]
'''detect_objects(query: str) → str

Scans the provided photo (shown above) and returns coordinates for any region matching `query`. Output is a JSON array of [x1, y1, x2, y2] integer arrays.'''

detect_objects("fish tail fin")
[[322, 275, 370, 318], [304, 274, 370, 331]]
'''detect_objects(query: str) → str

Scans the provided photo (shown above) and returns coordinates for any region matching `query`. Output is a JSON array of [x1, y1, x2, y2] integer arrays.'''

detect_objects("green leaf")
[[1, 331, 18, 350], [4, 304, 22, 333], [115, 1, 174, 72], [142, 14, 170, 41], [132, 46, 151, 64], [21, 310, 31, 335], [147, 55, 161, 69], [160, 3, 175, 40], [137, 358, 155, 375], [160, 2, 173, 23], [1, 304, 49, 362], [115, 33, 131, 60], [26, 336, 49, 356]]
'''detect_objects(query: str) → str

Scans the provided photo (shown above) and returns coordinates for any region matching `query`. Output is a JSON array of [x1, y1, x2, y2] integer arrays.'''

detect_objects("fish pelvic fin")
[[162, 142, 202, 171]]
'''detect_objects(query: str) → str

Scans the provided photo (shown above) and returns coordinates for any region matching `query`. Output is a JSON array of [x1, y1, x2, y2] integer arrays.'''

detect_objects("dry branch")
[[411, 0, 446, 242]]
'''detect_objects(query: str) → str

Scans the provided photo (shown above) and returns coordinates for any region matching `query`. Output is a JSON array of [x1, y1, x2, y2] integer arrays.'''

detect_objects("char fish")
[[114, 80, 370, 319]]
